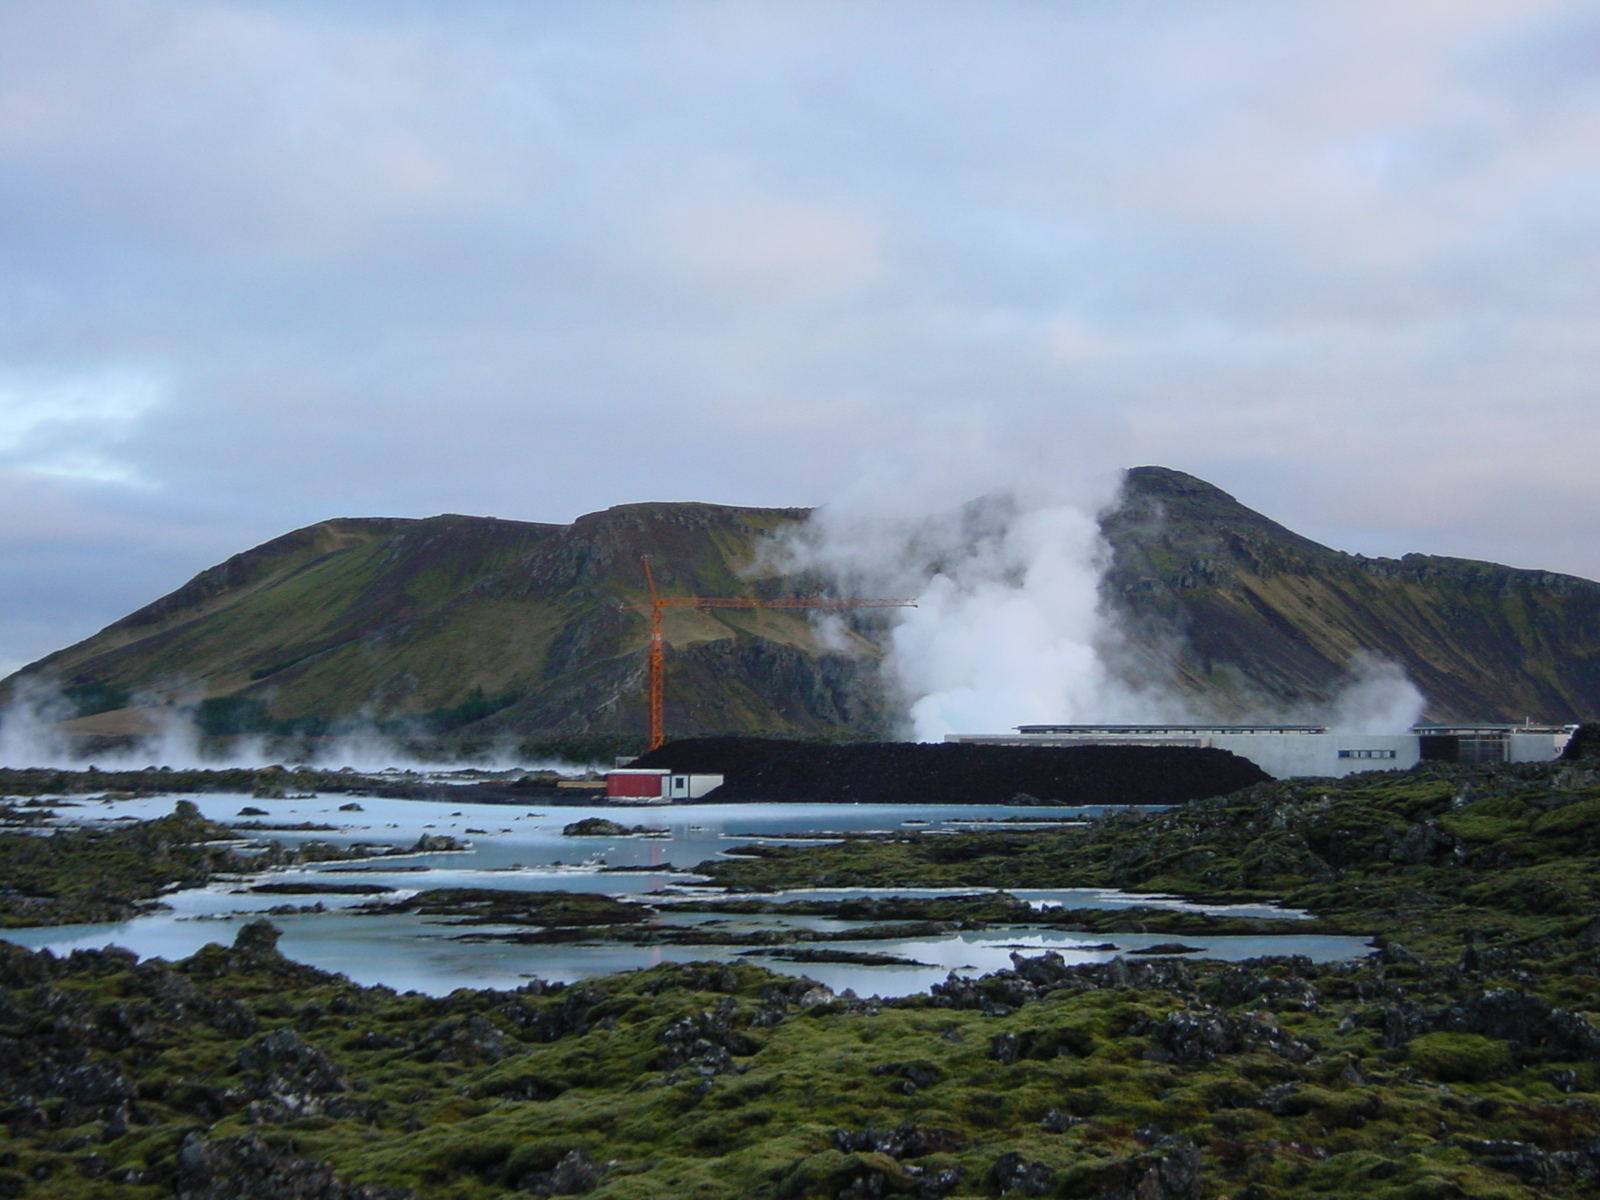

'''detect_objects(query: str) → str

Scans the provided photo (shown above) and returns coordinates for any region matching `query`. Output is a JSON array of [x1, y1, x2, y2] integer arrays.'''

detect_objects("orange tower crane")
[[630, 557, 915, 751]]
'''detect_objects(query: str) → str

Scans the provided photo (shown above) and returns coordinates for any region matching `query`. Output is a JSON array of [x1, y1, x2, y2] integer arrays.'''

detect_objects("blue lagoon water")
[[2, 792, 1372, 996]]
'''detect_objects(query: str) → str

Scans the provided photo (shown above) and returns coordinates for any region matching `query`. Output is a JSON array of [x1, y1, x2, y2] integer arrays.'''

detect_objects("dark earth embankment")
[[626, 736, 806, 777], [634, 739, 1270, 806]]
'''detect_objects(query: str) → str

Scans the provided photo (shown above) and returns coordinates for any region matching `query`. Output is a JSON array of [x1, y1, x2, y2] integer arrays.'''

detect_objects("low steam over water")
[[3, 790, 1373, 996]]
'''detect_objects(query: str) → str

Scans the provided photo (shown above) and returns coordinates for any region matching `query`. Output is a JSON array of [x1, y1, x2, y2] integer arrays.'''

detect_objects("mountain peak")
[[1109, 465, 1339, 584]]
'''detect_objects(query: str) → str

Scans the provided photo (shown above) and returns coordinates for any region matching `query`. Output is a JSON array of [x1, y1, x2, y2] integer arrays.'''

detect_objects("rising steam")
[[0, 677, 566, 772], [777, 468, 1424, 740]]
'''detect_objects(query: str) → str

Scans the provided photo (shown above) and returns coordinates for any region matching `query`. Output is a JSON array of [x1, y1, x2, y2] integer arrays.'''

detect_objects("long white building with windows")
[[946, 723, 1577, 779]]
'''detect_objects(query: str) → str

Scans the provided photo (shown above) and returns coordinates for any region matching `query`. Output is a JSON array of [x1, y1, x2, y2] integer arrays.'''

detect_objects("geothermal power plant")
[[949, 722, 1578, 779], [601, 722, 1578, 804]]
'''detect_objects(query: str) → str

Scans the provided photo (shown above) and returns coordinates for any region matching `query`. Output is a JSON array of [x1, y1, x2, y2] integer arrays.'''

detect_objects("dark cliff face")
[[5, 470, 1600, 741]]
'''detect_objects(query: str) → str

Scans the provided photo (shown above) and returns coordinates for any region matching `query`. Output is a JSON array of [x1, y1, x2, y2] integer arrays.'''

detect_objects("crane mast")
[[630, 557, 914, 751]]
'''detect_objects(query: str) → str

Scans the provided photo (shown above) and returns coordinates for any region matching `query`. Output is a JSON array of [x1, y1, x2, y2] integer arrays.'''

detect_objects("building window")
[[1338, 749, 1396, 759]]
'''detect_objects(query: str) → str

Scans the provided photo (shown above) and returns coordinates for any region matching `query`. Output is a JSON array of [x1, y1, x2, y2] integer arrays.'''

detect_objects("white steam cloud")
[[0, 677, 74, 767], [776, 463, 1425, 740], [1321, 655, 1428, 735], [0, 678, 584, 772]]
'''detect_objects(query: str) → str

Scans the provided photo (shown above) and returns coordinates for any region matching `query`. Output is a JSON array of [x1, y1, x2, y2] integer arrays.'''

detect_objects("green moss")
[[6, 762, 1600, 1196], [1408, 1033, 1513, 1083]]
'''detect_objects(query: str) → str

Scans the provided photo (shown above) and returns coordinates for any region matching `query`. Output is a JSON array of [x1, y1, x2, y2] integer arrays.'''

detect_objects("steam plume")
[[0, 677, 578, 772], [778, 464, 1425, 739]]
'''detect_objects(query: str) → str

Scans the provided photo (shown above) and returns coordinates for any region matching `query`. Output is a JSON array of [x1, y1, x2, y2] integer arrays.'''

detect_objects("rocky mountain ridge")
[[5, 466, 1600, 745]]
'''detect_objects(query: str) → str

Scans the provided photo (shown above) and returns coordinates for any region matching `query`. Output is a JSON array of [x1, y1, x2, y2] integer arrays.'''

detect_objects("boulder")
[[515, 1149, 607, 1196], [654, 997, 758, 1077], [411, 1015, 509, 1064], [1142, 1008, 1318, 1065], [833, 1123, 965, 1159], [1099, 1137, 1203, 1200], [988, 1151, 1052, 1197], [175, 1132, 413, 1200]]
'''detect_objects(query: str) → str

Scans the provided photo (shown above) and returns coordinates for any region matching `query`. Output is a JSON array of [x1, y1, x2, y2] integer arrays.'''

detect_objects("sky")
[[3, 0, 1600, 677]]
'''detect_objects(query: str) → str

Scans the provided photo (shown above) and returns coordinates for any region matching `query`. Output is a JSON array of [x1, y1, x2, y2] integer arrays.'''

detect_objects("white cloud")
[[0, 0, 1599, 667], [0, 367, 166, 485]]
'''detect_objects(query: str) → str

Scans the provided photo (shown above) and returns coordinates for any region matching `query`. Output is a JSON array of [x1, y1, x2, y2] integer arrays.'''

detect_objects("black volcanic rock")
[[625, 736, 811, 775], [680, 740, 1268, 806]]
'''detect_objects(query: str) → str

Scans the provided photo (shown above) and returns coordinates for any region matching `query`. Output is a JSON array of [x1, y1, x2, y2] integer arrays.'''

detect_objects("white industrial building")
[[947, 723, 1577, 780]]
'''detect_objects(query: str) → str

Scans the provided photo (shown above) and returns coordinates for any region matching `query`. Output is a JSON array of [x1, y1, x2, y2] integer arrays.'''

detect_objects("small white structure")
[[667, 773, 725, 801], [948, 723, 1577, 780]]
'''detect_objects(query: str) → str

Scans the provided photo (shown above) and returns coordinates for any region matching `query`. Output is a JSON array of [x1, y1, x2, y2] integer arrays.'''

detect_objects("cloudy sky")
[[3, 0, 1600, 675]]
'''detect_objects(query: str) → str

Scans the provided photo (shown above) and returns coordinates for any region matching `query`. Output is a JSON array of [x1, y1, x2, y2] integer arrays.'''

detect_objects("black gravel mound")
[[1561, 723, 1600, 760], [626, 737, 814, 776], [636, 739, 1268, 805]]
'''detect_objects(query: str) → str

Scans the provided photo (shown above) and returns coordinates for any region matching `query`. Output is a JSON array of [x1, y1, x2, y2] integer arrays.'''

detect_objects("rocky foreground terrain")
[[2, 752, 1600, 1197]]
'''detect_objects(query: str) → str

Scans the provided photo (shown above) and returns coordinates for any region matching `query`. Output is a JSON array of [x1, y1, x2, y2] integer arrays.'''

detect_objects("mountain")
[[4, 504, 890, 746], [5, 467, 1600, 745], [1103, 467, 1600, 722]]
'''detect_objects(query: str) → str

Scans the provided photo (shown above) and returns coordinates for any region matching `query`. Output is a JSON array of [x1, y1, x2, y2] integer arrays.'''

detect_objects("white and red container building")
[[604, 768, 725, 804]]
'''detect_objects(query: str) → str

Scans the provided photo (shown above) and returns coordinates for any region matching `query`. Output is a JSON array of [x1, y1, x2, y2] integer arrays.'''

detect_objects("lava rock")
[[561, 818, 646, 836], [654, 997, 758, 1077], [833, 1123, 966, 1159], [515, 1149, 606, 1196], [500, 985, 603, 1044], [1100, 1137, 1203, 1200], [1211, 960, 1319, 1010], [988, 1151, 1053, 1196], [412, 1015, 509, 1064], [989, 1031, 1021, 1065], [232, 919, 284, 957], [1130, 943, 1205, 956], [176, 1132, 412, 1199], [1041, 1110, 1082, 1133], [234, 1027, 359, 1121], [1457, 1140, 1559, 1187], [409, 834, 462, 852], [1382, 989, 1600, 1061], [1141, 1008, 1318, 1065]]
